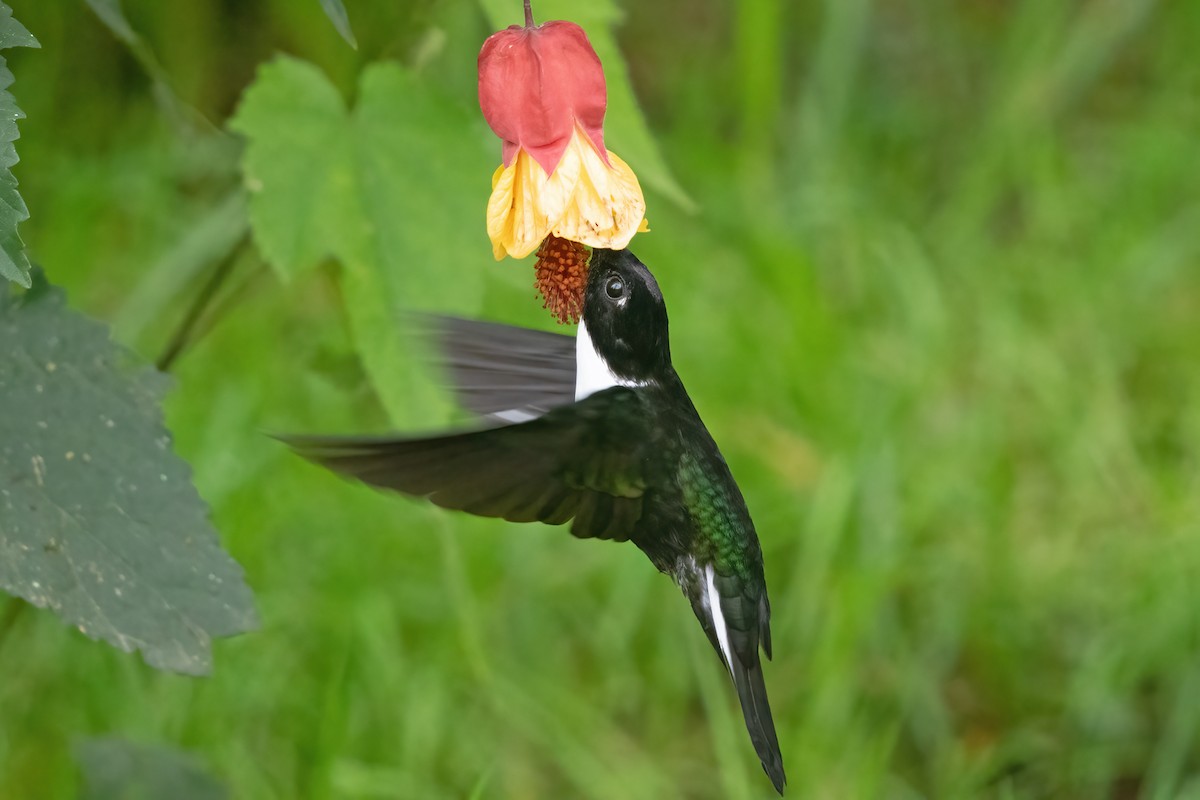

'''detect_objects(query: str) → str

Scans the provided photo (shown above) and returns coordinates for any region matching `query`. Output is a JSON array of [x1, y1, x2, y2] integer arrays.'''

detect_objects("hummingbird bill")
[[285, 248, 787, 794]]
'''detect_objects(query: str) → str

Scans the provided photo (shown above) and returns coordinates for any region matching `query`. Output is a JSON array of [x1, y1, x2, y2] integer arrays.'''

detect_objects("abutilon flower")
[[478, 12, 649, 322]]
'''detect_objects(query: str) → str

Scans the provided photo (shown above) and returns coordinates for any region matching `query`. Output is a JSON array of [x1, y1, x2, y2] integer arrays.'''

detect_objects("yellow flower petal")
[[486, 161, 518, 260], [550, 133, 647, 251], [508, 153, 554, 257], [486, 153, 560, 259], [485, 126, 648, 259]]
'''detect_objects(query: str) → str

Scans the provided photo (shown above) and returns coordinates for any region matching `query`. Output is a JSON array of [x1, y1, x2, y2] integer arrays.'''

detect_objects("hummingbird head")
[[579, 248, 672, 388]]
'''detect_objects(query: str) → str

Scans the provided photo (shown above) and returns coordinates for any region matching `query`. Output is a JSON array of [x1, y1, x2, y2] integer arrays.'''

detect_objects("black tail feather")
[[730, 654, 786, 795]]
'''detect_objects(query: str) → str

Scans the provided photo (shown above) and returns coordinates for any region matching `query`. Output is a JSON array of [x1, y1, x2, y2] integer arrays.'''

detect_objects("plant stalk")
[[155, 233, 249, 372]]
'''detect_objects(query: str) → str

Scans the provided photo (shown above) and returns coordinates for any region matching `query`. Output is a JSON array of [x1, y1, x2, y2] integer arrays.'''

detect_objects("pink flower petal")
[[478, 21, 609, 175]]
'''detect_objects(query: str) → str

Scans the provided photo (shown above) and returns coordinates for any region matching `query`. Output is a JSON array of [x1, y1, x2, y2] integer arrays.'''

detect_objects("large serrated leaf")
[[0, 280, 258, 675], [230, 57, 495, 425], [0, 3, 37, 288]]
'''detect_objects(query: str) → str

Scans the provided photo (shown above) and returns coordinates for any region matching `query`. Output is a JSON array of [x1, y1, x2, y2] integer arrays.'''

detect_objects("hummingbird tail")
[[698, 564, 786, 793], [730, 655, 787, 795]]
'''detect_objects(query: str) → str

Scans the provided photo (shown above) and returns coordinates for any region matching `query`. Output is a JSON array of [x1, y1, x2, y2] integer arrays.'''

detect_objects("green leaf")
[[0, 3, 37, 288], [0, 3, 35, 51], [229, 59, 349, 281], [231, 57, 495, 424], [478, 0, 695, 213], [317, 0, 358, 50], [0, 279, 258, 675], [77, 738, 229, 800]]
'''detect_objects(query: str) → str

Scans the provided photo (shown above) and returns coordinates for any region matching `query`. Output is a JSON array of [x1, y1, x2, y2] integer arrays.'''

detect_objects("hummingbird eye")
[[605, 275, 626, 300]]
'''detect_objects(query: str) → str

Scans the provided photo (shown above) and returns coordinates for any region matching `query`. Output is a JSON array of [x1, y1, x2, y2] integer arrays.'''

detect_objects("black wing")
[[423, 314, 576, 422], [283, 387, 651, 541]]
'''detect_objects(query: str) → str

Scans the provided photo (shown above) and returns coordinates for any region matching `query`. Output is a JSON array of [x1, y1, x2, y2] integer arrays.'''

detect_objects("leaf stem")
[[524, 0, 535, 27], [155, 232, 250, 372]]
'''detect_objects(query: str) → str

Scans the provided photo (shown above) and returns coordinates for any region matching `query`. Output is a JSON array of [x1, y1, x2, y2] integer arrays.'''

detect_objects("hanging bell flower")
[[478, 11, 649, 301]]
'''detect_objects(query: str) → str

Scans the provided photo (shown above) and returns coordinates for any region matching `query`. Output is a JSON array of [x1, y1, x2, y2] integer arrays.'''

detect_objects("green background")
[[4, 0, 1200, 797]]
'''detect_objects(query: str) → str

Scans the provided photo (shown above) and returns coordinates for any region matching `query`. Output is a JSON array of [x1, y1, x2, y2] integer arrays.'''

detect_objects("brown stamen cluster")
[[534, 235, 590, 324]]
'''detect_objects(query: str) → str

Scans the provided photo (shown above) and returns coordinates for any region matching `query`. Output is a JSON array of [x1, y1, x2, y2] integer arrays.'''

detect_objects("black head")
[[582, 249, 672, 383]]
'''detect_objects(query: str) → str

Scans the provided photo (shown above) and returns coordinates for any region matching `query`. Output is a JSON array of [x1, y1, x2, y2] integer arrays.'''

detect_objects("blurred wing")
[[423, 314, 576, 422], [283, 387, 650, 541]]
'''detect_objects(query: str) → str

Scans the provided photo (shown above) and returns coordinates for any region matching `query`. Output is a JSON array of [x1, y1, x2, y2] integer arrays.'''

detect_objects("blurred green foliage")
[[3, 0, 1200, 798]]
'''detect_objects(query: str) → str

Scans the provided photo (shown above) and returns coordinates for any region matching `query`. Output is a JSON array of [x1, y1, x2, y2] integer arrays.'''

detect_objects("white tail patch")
[[705, 564, 735, 672]]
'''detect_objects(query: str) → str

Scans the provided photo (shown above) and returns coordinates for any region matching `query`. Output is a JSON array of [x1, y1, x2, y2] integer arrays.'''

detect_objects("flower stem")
[[524, 0, 534, 27]]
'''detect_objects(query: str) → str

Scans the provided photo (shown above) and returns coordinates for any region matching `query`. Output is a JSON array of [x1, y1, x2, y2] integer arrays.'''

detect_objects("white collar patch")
[[575, 319, 644, 400]]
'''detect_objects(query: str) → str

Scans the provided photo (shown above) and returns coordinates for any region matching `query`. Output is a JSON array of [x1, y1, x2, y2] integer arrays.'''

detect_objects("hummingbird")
[[286, 248, 786, 793]]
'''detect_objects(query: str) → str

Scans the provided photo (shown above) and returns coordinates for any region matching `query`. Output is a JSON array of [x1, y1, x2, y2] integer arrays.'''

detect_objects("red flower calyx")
[[478, 19, 609, 176]]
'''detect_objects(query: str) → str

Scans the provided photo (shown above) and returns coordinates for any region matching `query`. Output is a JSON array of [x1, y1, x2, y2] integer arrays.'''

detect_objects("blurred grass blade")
[[81, 0, 136, 45], [318, 0, 358, 50], [113, 188, 249, 346], [466, 764, 495, 800], [0, 3, 37, 287], [81, 0, 214, 135]]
